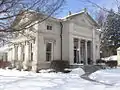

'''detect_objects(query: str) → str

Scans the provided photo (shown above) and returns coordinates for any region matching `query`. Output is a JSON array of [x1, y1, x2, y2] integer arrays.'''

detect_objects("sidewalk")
[[80, 65, 113, 86]]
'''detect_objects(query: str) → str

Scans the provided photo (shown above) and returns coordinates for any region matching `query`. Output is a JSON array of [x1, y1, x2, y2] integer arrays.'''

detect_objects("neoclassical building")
[[5, 10, 100, 71]]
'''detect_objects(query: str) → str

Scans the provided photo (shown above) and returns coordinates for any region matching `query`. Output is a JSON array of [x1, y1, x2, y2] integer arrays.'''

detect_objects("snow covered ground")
[[102, 55, 117, 61], [0, 68, 120, 90], [89, 67, 120, 86]]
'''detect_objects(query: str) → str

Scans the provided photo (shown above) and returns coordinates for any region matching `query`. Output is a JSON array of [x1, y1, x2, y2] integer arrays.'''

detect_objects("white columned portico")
[[85, 40, 88, 65]]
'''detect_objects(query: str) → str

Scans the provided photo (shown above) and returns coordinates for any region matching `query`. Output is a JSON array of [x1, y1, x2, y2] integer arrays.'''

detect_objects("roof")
[[0, 45, 13, 52], [12, 10, 60, 28], [61, 10, 99, 27], [12, 9, 99, 31], [61, 10, 85, 19]]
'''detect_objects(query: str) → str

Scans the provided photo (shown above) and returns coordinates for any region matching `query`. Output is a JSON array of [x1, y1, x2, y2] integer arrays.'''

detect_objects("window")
[[31, 52, 33, 61], [23, 53, 25, 61], [96, 45, 98, 49], [22, 45, 25, 61], [46, 43, 52, 61], [30, 43, 32, 52], [30, 43, 33, 61], [47, 25, 52, 30]]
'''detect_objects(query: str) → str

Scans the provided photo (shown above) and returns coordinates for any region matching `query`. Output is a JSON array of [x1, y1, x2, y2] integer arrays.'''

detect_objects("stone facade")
[[6, 10, 100, 71]]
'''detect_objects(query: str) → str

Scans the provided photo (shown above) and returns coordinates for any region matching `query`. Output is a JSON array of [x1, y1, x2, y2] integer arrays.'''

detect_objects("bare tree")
[[96, 9, 106, 27], [82, 0, 120, 57], [0, 0, 64, 31], [82, 0, 120, 14], [0, 0, 65, 46]]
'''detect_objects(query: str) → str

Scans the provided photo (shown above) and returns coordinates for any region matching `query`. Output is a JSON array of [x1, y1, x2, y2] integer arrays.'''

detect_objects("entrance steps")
[[70, 64, 106, 73]]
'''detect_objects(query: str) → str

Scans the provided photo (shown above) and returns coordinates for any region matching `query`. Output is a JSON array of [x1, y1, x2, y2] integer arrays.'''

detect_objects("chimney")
[[68, 11, 72, 15], [84, 8, 87, 12]]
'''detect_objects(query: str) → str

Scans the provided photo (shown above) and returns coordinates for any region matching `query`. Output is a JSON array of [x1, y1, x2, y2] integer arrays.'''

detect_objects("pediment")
[[69, 13, 98, 28]]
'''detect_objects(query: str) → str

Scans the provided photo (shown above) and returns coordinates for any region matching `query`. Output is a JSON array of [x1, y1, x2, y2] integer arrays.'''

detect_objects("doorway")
[[74, 38, 79, 63]]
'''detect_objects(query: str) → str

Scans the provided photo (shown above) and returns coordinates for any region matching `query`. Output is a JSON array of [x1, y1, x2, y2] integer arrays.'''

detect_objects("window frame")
[[46, 42, 53, 61], [47, 25, 52, 30]]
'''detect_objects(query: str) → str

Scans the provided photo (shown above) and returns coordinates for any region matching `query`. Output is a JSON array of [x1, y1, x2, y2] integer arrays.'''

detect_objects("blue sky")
[[57, 0, 119, 18]]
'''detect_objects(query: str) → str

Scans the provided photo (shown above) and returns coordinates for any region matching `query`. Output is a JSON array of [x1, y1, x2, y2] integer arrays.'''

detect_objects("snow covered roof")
[[61, 10, 85, 19], [61, 9, 99, 27], [0, 45, 13, 52]]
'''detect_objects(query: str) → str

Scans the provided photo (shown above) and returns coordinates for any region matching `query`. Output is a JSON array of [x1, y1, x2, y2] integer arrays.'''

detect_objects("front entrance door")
[[74, 38, 79, 63], [74, 47, 79, 63]]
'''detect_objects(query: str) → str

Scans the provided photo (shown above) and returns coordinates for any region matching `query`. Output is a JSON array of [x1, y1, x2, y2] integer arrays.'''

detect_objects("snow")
[[69, 68, 85, 75], [39, 69, 54, 73], [109, 55, 117, 61], [89, 67, 120, 86], [102, 55, 117, 61], [61, 10, 85, 19], [0, 68, 120, 90]]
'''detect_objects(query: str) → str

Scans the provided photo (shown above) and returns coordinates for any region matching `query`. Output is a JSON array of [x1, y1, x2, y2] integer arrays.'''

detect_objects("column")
[[12, 45, 17, 68], [32, 37, 38, 72], [69, 36, 74, 64], [18, 45, 22, 61], [69, 22, 74, 64], [17, 45, 23, 70], [3, 53, 7, 61], [85, 40, 88, 65], [90, 41, 93, 63], [92, 28, 96, 64], [92, 42, 96, 64], [23, 42, 30, 70], [78, 39, 81, 63]]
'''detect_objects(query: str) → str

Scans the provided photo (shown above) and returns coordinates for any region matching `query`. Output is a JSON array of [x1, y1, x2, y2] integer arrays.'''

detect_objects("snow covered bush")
[[50, 60, 70, 72], [106, 61, 117, 68], [70, 68, 85, 75], [96, 59, 106, 65]]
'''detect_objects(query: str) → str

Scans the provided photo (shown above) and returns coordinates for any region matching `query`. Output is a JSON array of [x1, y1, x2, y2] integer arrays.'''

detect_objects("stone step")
[[70, 64, 105, 73]]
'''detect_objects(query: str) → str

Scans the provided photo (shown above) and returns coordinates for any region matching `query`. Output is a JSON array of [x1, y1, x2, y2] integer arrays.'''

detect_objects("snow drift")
[[89, 67, 120, 86]]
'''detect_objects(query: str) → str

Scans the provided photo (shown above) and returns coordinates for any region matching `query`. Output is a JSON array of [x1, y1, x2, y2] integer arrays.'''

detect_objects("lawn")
[[0, 68, 120, 90]]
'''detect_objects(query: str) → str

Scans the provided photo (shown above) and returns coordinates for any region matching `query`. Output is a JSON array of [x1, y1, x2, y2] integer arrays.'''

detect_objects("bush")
[[50, 60, 70, 72], [106, 60, 117, 68], [0, 61, 11, 68], [96, 59, 106, 64]]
